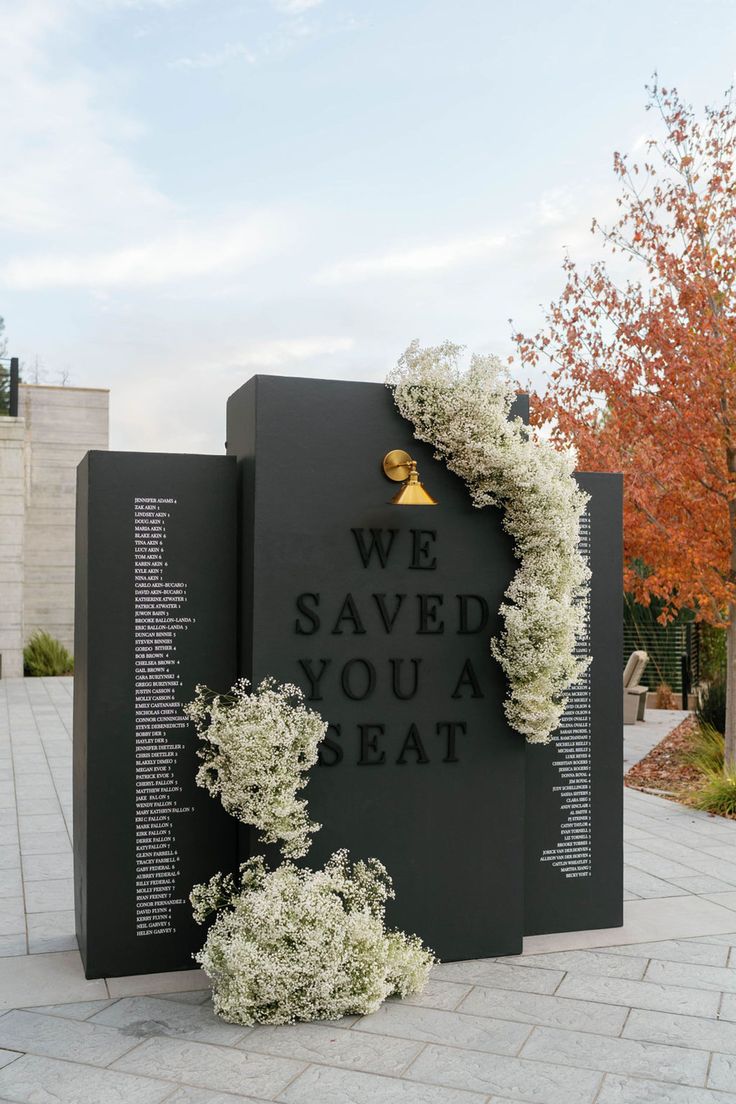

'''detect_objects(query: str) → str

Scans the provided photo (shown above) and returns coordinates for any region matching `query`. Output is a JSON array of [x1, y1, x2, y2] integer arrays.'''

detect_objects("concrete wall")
[[18, 385, 109, 654], [0, 417, 26, 677]]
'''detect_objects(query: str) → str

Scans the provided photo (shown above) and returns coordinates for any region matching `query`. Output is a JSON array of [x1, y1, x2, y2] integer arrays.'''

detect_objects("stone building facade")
[[0, 384, 109, 677]]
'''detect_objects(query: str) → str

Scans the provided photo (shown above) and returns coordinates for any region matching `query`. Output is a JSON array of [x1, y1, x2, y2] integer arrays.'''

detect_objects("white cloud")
[[272, 0, 324, 13], [314, 231, 509, 284], [2, 215, 287, 290], [232, 336, 354, 367], [0, 4, 171, 237], [169, 42, 256, 69]]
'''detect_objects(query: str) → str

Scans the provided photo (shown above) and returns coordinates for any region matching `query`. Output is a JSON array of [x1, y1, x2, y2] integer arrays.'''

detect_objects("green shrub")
[[696, 680, 726, 736], [23, 631, 74, 677], [690, 769, 736, 818], [683, 723, 725, 775], [700, 623, 727, 684]]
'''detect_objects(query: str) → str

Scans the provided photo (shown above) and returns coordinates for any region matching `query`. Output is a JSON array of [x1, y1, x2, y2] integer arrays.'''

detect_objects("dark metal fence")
[[622, 619, 700, 693]]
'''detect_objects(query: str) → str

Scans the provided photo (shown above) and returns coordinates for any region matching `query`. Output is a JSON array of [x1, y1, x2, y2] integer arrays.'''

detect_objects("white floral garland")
[[388, 340, 591, 744], [185, 678, 326, 859], [186, 679, 436, 1024]]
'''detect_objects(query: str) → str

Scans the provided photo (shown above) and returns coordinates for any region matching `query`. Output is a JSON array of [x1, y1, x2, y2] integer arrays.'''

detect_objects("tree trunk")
[[727, 610, 736, 773]]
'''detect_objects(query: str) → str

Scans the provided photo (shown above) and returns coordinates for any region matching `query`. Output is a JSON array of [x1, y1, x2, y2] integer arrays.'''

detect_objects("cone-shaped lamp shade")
[[389, 461, 438, 506]]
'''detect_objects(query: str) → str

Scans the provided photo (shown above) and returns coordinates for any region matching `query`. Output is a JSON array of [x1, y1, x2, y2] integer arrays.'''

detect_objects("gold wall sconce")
[[382, 450, 438, 506]]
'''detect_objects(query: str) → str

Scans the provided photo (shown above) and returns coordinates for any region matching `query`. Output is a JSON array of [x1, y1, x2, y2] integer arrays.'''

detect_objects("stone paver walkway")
[[0, 678, 735, 1103]]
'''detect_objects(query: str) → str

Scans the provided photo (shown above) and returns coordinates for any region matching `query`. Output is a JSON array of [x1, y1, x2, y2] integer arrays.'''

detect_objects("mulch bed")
[[624, 713, 736, 820]]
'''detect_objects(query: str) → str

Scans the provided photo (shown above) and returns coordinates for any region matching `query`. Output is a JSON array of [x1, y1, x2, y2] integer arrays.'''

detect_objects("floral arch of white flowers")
[[388, 341, 591, 744]]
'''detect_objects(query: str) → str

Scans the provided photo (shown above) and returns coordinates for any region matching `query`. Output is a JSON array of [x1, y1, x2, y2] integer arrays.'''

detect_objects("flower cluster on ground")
[[187, 678, 435, 1025], [388, 340, 591, 743]]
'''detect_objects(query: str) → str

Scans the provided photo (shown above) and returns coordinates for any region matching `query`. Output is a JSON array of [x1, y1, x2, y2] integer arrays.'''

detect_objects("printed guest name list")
[[133, 496, 192, 937]]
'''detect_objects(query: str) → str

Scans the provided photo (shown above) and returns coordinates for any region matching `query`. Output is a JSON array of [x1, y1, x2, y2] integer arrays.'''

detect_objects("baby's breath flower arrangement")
[[185, 677, 326, 859], [187, 677, 435, 1024], [388, 340, 591, 744], [192, 851, 435, 1025]]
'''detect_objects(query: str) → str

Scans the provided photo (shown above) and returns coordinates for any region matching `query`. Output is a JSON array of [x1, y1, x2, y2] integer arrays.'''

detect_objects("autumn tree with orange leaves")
[[515, 82, 736, 770]]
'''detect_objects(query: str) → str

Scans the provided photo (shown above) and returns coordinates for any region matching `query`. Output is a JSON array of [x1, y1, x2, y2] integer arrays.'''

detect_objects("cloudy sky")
[[2, 0, 735, 452]]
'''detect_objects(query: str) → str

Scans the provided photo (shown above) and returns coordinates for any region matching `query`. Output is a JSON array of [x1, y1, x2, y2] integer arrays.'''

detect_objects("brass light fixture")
[[382, 449, 438, 506]]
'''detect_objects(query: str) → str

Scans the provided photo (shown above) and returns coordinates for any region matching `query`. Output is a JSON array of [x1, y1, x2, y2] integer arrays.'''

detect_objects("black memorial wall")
[[74, 376, 623, 978], [226, 377, 527, 961], [74, 452, 238, 978]]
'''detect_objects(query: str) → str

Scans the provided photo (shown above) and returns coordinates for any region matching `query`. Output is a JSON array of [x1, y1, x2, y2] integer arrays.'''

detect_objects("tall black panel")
[[227, 376, 527, 961], [74, 452, 238, 978], [524, 473, 624, 935]]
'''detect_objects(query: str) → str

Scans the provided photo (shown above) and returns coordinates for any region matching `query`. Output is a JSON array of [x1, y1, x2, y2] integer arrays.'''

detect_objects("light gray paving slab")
[[709, 1053, 736, 1092], [0, 935, 25, 958], [27, 909, 77, 953], [0, 871, 21, 898], [668, 876, 736, 893], [112, 1036, 305, 1098], [624, 1007, 736, 1052], [27, 998, 117, 1020], [0, 900, 24, 937], [0, 948, 108, 1010], [280, 1064, 489, 1104], [91, 995, 249, 1046], [457, 983, 628, 1035], [603, 938, 730, 966], [404, 1042, 602, 1103], [0, 849, 19, 871], [597, 1073, 736, 1104], [432, 959, 564, 994], [18, 814, 67, 835], [697, 932, 736, 946], [0, 1008, 140, 1065], [0, 1052, 174, 1104], [17, 830, 71, 855], [21, 851, 73, 880], [623, 868, 684, 899], [520, 1024, 708, 1086], [23, 876, 74, 913], [354, 1001, 531, 1054], [391, 978, 470, 1010], [151, 990, 212, 1006], [106, 967, 208, 997], [0, 1052, 17, 1071], [703, 890, 736, 911], [556, 973, 721, 1016], [645, 956, 736, 992], [242, 1021, 422, 1076], [165, 1088, 278, 1104], [625, 851, 703, 880], [499, 949, 648, 979]]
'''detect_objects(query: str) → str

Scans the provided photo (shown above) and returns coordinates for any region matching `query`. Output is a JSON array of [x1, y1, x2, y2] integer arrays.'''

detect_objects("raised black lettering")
[[318, 723, 343, 766], [341, 658, 376, 700], [417, 594, 444, 634], [372, 593, 406, 633], [438, 721, 466, 763], [295, 592, 320, 634], [351, 528, 398, 568], [451, 658, 483, 699], [298, 658, 331, 700], [358, 723, 385, 765], [410, 529, 437, 570], [390, 658, 421, 700], [331, 593, 366, 635], [396, 723, 429, 765], [458, 594, 489, 634]]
